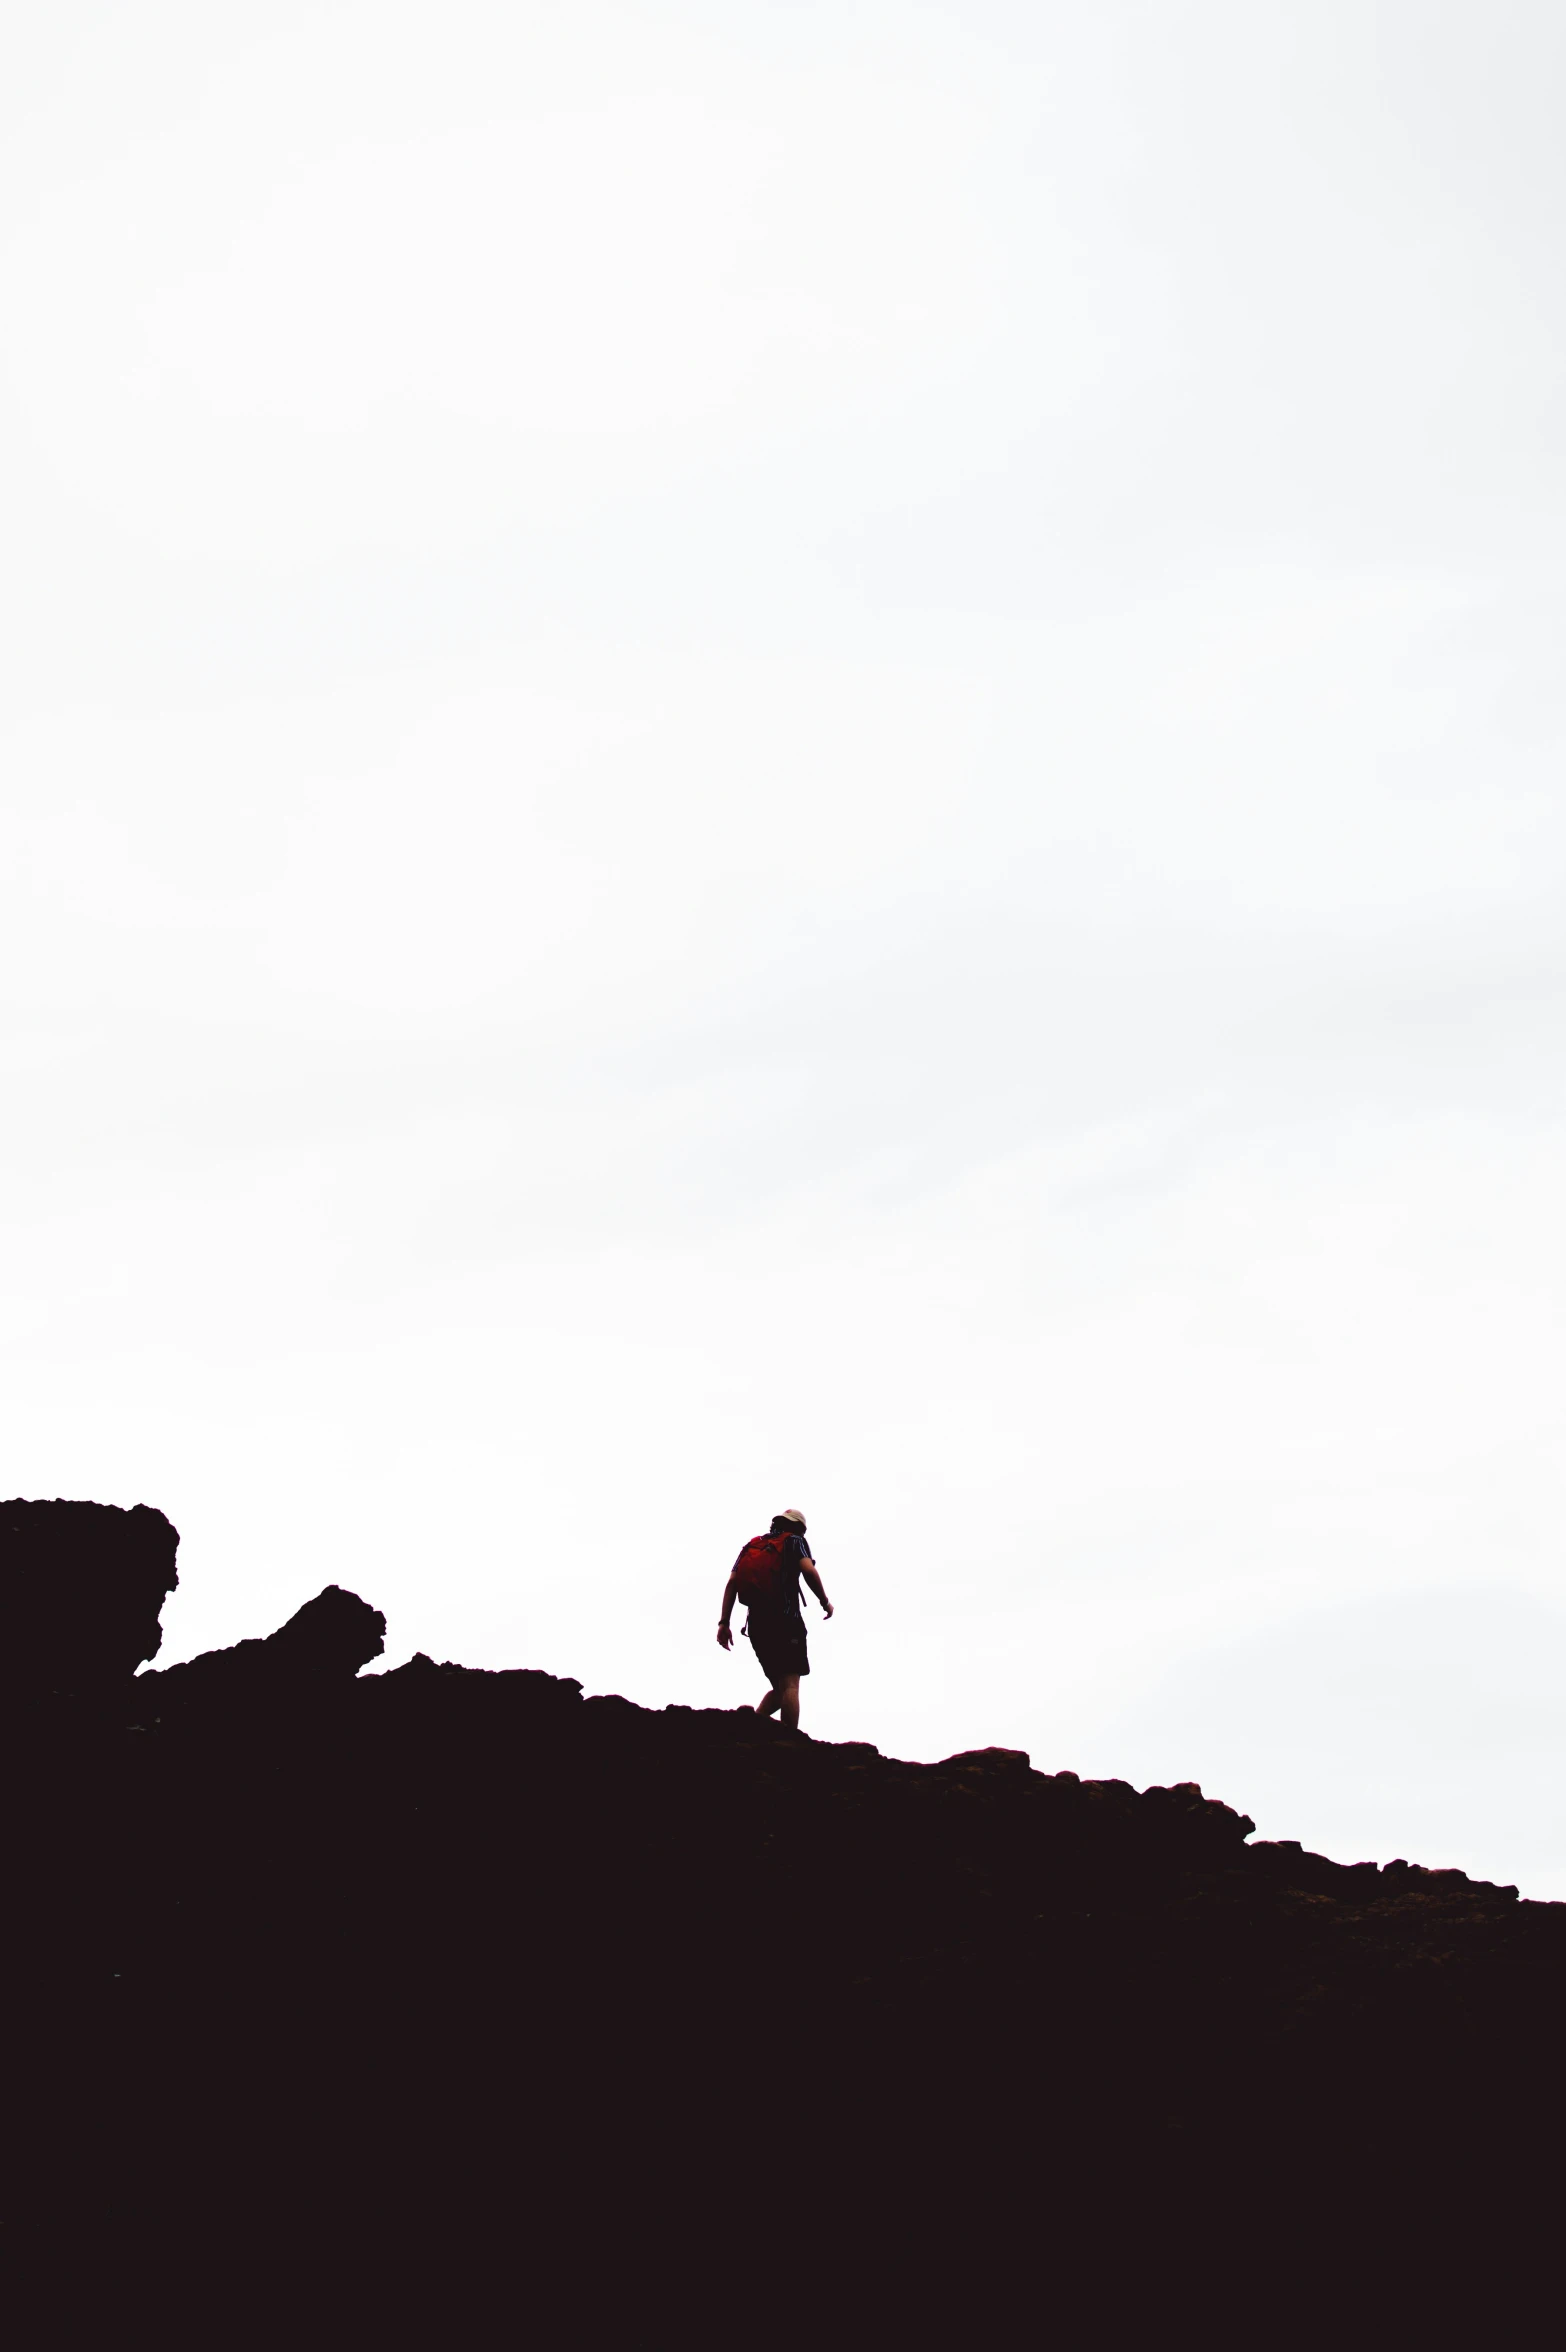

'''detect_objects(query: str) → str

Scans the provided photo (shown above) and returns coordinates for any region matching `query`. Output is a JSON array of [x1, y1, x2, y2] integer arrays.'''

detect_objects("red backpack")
[[732, 1532, 795, 1609]]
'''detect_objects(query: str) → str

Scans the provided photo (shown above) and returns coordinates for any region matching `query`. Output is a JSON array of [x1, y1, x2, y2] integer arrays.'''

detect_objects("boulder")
[[142, 1583, 385, 1712], [0, 1498, 179, 1695]]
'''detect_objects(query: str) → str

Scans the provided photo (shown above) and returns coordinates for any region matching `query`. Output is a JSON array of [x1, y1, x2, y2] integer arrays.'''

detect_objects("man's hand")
[[717, 1623, 733, 1651], [822, 1602, 835, 1620]]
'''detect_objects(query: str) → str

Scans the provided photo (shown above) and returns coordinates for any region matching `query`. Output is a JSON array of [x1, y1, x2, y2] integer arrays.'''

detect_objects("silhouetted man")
[[717, 1508, 833, 1732]]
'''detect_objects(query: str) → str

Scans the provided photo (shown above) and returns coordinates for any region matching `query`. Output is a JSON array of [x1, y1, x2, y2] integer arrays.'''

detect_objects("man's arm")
[[717, 1570, 739, 1650], [801, 1557, 834, 1620]]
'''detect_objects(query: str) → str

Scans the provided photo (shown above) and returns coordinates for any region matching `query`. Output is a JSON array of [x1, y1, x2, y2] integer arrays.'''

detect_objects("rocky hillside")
[[4, 1499, 1561, 2340]]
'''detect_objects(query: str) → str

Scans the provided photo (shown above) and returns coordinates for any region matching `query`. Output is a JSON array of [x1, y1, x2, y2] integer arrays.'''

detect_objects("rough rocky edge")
[[2, 1497, 1560, 2342]]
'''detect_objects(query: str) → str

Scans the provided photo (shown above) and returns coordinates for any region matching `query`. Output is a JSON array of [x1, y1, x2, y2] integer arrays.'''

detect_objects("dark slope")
[[5, 1503, 1563, 2341]]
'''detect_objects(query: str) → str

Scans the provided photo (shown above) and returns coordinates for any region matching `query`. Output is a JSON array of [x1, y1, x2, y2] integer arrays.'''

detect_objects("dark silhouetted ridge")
[[3, 1500, 1561, 2343]]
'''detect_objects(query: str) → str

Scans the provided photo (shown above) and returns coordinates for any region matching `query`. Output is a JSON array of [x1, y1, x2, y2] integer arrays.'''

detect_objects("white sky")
[[7, 1, 1566, 1891]]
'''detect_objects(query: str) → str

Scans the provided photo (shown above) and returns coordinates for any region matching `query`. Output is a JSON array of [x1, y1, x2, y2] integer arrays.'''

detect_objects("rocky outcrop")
[[141, 1583, 385, 1714], [0, 1497, 178, 1696], [2, 1497, 1562, 2341]]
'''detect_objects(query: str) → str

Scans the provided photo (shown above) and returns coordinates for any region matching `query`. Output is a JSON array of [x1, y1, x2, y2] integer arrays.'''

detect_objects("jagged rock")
[[259, 1583, 385, 1676], [140, 1583, 384, 1711], [935, 1744, 1033, 1772], [0, 1498, 178, 1695]]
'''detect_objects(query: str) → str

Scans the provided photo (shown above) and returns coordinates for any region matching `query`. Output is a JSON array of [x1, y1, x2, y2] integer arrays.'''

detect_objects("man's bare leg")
[[756, 1676, 800, 1730]]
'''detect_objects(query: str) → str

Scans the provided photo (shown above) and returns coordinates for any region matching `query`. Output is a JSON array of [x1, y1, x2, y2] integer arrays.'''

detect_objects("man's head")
[[771, 1508, 807, 1535]]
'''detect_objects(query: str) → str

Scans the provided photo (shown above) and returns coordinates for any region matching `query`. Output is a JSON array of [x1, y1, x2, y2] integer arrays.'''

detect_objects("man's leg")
[[777, 1673, 801, 1733], [756, 1685, 781, 1718]]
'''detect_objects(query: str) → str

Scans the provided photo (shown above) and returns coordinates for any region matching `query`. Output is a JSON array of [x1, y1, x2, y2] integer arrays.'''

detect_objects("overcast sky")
[[7, 1, 1566, 1892]]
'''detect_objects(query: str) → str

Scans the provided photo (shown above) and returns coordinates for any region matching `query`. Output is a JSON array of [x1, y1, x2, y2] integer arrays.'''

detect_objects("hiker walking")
[[717, 1508, 833, 1732]]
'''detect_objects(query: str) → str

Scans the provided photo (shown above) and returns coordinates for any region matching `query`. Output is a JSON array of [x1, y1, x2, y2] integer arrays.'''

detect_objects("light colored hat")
[[779, 1507, 806, 1525]]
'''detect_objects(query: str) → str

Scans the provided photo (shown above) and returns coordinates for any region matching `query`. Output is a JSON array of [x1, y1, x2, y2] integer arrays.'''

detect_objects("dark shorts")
[[746, 1612, 809, 1687]]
